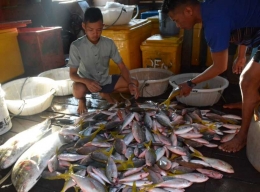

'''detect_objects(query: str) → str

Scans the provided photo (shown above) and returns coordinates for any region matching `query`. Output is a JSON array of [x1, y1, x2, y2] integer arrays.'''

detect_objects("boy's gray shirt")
[[67, 35, 122, 86]]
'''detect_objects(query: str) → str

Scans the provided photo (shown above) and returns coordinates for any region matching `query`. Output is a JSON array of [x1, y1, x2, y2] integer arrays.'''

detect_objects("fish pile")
[[0, 100, 242, 192]]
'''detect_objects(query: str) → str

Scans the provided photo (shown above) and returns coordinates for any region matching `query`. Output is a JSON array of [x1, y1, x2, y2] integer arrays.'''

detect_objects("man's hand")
[[178, 82, 192, 97], [85, 79, 102, 93], [232, 56, 246, 74], [129, 83, 139, 99]]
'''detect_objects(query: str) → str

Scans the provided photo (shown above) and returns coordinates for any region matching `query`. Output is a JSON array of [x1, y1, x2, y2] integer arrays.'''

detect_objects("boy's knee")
[[73, 82, 88, 99]]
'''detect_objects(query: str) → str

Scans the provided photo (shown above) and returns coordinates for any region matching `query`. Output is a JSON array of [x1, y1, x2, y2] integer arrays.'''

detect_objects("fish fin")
[[132, 181, 138, 192], [144, 140, 152, 149], [74, 186, 80, 192], [188, 145, 203, 158], [90, 124, 105, 141], [111, 132, 125, 139], [116, 154, 135, 171]]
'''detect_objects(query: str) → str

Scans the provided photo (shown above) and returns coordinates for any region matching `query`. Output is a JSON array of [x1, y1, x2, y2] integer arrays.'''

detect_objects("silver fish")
[[11, 131, 68, 192], [0, 119, 51, 169]]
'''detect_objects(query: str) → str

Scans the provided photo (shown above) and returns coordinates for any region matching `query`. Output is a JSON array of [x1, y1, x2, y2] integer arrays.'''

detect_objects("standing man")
[[161, 0, 260, 152], [67, 7, 139, 114]]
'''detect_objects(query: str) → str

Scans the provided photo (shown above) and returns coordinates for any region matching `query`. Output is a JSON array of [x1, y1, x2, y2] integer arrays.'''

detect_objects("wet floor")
[[1, 82, 260, 192]]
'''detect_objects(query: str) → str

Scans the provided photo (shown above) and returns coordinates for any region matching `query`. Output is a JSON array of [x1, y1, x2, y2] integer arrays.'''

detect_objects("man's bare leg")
[[219, 59, 260, 152], [223, 102, 242, 109], [73, 82, 88, 114]]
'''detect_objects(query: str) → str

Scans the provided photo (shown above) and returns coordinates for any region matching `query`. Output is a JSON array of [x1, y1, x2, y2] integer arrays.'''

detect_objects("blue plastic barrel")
[[158, 10, 180, 37]]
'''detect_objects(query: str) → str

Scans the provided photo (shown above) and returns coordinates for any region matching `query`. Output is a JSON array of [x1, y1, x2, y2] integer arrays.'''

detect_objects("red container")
[[18, 27, 65, 76]]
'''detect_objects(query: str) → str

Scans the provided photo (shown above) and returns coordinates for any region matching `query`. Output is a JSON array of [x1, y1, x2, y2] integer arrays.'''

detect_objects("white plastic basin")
[[2, 77, 57, 116], [38, 67, 73, 96], [169, 73, 229, 106]]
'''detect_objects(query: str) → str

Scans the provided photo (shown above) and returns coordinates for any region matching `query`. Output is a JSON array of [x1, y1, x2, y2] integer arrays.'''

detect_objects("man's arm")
[[179, 49, 228, 96], [233, 45, 247, 74], [192, 49, 228, 84]]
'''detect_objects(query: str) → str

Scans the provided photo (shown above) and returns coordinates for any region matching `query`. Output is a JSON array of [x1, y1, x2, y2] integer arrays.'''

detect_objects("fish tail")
[[189, 146, 203, 158], [144, 140, 152, 149]]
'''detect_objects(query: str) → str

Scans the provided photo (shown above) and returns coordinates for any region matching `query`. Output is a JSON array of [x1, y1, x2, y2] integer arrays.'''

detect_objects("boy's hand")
[[85, 79, 101, 93], [129, 83, 139, 99]]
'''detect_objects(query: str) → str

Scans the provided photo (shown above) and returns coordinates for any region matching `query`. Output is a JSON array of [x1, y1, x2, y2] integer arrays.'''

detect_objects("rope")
[[10, 77, 30, 119]]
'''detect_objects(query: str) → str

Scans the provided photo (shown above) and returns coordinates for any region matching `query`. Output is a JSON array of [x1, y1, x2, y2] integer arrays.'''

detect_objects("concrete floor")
[[1, 80, 260, 192]]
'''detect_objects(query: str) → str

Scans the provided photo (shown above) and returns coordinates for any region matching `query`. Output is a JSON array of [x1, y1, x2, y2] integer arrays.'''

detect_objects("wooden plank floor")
[[1, 85, 260, 192]]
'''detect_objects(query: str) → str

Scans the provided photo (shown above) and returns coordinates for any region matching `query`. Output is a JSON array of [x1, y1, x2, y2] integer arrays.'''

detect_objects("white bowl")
[[38, 67, 73, 96], [130, 68, 173, 97], [2, 77, 57, 116], [169, 73, 229, 106]]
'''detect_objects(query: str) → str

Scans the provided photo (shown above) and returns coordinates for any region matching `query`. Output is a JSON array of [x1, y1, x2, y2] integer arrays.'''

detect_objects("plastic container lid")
[[143, 34, 183, 46]]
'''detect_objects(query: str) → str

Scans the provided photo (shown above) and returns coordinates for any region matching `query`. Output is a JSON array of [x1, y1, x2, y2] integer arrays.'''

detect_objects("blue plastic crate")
[[141, 10, 159, 19]]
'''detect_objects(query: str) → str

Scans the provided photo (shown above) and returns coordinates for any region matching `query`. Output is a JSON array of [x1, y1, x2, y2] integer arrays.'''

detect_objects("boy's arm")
[[69, 68, 101, 93], [117, 62, 139, 99], [117, 62, 132, 84]]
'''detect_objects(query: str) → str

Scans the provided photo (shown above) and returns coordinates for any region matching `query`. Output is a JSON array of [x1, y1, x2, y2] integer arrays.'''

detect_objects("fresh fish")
[[92, 167, 111, 184], [146, 167, 164, 184], [121, 113, 135, 131], [222, 124, 241, 130], [169, 173, 209, 183], [47, 154, 59, 172], [220, 133, 236, 143], [70, 174, 101, 192], [119, 172, 149, 182], [191, 147, 234, 173], [0, 119, 51, 169], [159, 87, 180, 109], [114, 138, 127, 155], [155, 178, 192, 188], [132, 121, 145, 143], [11, 131, 68, 192], [156, 112, 173, 129], [163, 188, 185, 192], [106, 157, 117, 183], [196, 168, 223, 179], [174, 125, 194, 135], [222, 114, 242, 120], [144, 112, 153, 130], [122, 180, 153, 187]]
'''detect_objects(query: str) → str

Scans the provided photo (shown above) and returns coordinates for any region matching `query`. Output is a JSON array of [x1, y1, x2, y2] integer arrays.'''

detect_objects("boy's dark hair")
[[161, 0, 200, 14], [83, 7, 103, 23]]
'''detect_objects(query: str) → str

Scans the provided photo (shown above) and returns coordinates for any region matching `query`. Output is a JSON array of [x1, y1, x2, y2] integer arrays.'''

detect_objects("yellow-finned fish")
[[160, 87, 180, 109]]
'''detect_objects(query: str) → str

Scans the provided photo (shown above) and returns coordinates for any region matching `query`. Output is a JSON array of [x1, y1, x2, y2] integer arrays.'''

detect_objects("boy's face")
[[168, 5, 196, 30], [82, 20, 103, 44]]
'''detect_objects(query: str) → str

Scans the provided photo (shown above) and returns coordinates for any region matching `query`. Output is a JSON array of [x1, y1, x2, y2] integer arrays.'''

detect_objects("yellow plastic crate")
[[191, 23, 213, 66], [102, 19, 152, 74], [0, 28, 24, 83], [140, 34, 183, 74]]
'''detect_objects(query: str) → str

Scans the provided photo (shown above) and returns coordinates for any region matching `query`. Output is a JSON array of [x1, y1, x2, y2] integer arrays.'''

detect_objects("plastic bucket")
[[2, 77, 57, 116], [0, 84, 12, 135], [130, 68, 173, 97], [99, 4, 139, 26], [38, 67, 73, 96], [158, 10, 180, 37], [169, 73, 229, 106]]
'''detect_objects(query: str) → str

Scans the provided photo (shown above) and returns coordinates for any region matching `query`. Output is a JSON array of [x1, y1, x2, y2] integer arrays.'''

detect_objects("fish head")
[[12, 159, 40, 192]]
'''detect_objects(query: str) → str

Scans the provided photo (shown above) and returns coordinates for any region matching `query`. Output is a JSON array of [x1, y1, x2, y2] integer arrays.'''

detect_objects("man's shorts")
[[253, 47, 260, 63], [100, 75, 120, 93]]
